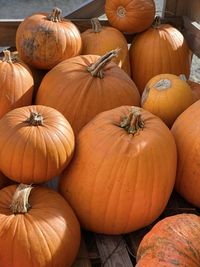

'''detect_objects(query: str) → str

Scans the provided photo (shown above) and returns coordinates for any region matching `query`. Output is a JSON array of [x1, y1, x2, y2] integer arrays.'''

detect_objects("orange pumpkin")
[[81, 18, 130, 75], [0, 105, 75, 184], [60, 106, 177, 234], [16, 7, 82, 69], [36, 50, 140, 135], [105, 0, 156, 33], [0, 50, 33, 118], [136, 213, 200, 267], [141, 74, 193, 127], [188, 80, 200, 102], [0, 184, 80, 267], [130, 21, 192, 94], [171, 100, 200, 207]]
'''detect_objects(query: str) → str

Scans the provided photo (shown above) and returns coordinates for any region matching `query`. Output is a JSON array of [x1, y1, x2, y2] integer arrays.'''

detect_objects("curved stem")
[[25, 111, 44, 126], [91, 18, 102, 33], [10, 184, 33, 214], [2, 50, 19, 63], [152, 16, 162, 28], [48, 7, 62, 22], [87, 49, 120, 78], [120, 107, 144, 135]]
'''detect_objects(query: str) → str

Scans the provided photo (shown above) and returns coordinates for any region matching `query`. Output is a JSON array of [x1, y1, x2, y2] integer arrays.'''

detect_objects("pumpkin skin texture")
[[0, 105, 74, 184], [81, 18, 130, 75], [171, 101, 200, 207], [130, 24, 192, 94], [0, 50, 33, 118], [188, 80, 200, 102], [136, 213, 200, 267], [0, 184, 80, 267], [60, 106, 177, 234], [16, 8, 82, 69], [105, 0, 156, 33], [141, 74, 194, 127], [36, 51, 140, 135]]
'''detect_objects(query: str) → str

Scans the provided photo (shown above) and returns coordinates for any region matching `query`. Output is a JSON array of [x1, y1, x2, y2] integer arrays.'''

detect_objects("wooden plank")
[[72, 236, 92, 267], [95, 234, 133, 266]]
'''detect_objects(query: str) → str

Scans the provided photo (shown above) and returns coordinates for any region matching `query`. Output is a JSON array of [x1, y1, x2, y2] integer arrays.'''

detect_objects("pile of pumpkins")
[[0, 0, 200, 266]]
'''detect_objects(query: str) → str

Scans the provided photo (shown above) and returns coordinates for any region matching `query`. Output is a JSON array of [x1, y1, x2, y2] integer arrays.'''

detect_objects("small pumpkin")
[[0, 105, 75, 184], [188, 80, 200, 102], [0, 184, 80, 267], [0, 50, 33, 118], [60, 106, 177, 234], [130, 19, 192, 94], [36, 50, 140, 135], [136, 213, 200, 267], [141, 74, 193, 127], [171, 100, 200, 207], [105, 0, 156, 33], [81, 18, 130, 75], [16, 7, 82, 69]]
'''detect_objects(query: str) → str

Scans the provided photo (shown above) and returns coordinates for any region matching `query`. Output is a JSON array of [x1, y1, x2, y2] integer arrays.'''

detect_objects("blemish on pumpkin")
[[22, 38, 39, 58], [154, 79, 172, 90], [141, 86, 150, 105]]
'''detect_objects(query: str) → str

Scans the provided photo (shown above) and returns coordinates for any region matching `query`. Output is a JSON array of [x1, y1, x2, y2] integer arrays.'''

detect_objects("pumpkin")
[[0, 105, 74, 184], [129, 20, 192, 94], [171, 100, 200, 207], [136, 213, 200, 267], [188, 80, 200, 102], [36, 50, 140, 135], [16, 7, 82, 69], [81, 18, 130, 75], [0, 50, 33, 118], [105, 0, 156, 33], [141, 74, 193, 127], [0, 172, 13, 190], [59, 106, 177, 234], [0, 184, 80, 267]]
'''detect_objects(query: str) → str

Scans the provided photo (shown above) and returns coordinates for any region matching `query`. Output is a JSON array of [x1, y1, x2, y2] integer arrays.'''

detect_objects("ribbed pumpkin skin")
[[130, 24, 191, 94], [60, 106, 177, 234], [0, 105, 75, 184], [81, 24, 130, 75], [141, 74, 194, 127], [0, 185, 80, 267], [188, 80, 200, 102], [0, 57, 33, 118], [105, 0, 155, 33], [171, 101, 200, 207], [136, 214, 200, 267], [16, 12, 82, 69], [36, 55, 140, 135]]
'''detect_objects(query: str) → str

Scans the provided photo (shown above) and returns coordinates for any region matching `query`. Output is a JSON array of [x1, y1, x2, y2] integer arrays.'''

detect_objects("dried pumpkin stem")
[[26, 111, 44, 126], [10, 184, 33, 214], [2, 50, 19, 63], [120, 107, 144, 134], [87, 48, 120, 78], [91, 18, 102, 33], [48, 7, 62, 22], [152, 16, 162, 28]]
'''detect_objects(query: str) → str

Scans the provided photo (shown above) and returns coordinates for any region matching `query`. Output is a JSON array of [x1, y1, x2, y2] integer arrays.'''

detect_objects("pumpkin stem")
[[91, 18, 102, 33], [2, 50, 19, 63], [87, 49, 120, 78], [179, 74, 187, 81], [26, 111, 44, 126], [152, 16, 162, 28], [10, 184, 33, 214], [117, 6, 126, 17], [120, 107, 144, 135], [48, 7, 62, 22]]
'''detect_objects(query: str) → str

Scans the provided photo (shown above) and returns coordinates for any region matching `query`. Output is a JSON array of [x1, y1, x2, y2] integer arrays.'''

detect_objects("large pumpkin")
[[141, 74, 193, 127], [0, 50, 33, 118], [16, 7, 82, 69], [36, 50, 140, 135], [81, 18, 130, 75], [105, 0, 156, 33], [130, 21, 192, 94], [171, 100, 200, 207], [0, 184, 80, 267], [136, 213, 200, 267], [60, 106, 177, 234], [0, 105, 74, 184]]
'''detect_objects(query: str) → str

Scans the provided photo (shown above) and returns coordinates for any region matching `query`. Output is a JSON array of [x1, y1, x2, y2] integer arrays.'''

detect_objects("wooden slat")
[[72, 236, 92, 267], [95, 234, 133, 267]]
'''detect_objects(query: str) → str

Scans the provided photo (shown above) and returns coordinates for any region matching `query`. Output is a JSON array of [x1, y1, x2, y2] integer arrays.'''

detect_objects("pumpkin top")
[[120, 107, 144, 134], [2, 50, 19, 64], [47, 7, 62, 22]]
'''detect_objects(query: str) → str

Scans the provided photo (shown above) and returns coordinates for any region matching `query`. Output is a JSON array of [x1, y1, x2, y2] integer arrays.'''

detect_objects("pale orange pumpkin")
[[130, 21, 192, 94], [81, 18, 130, 75], [0, 184, 80, 267], [0, 50, 33, 118], [16, 7, 82, 69], [105, 0, 156, 33], [141, 74, 193, 127], [60, 106, 177, 234]]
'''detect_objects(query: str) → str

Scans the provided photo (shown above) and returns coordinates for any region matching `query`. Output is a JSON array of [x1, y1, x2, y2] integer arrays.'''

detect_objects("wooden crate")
[[0, 1, 200, 266]]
